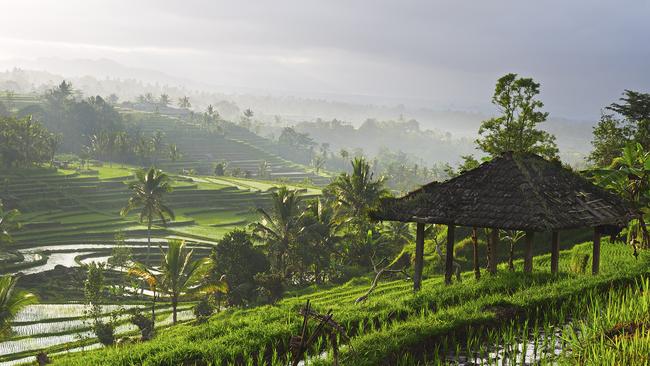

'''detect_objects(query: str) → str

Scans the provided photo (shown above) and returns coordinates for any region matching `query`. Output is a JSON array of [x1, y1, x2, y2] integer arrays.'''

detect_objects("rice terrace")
[[0, 2, 649, 365]]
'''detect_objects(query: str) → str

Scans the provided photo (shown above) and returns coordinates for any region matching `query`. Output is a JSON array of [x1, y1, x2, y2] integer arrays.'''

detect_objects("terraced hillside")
[[0, 166, 317, 276], [123, 110, 331, 185], [31, 241, 650, 366]]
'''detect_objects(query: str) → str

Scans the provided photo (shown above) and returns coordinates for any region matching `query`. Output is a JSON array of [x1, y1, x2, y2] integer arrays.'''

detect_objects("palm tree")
[[169, 144, 181, 162], [0, 200, 20, 248], [127, 262, 159, 333], [0, 276, 37, 339], [158, 240, 213, 324], [151, 131, 165, 166], [121, 168, 175, 262], [251, 187, 303, 279], [329, 157, 388, 225], [299, 199, 342, 283], [178, 96, 191, 109]]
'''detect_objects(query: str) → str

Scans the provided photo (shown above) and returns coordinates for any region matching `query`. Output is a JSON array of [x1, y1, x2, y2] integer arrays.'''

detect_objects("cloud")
[[0, 0, 648, 118]]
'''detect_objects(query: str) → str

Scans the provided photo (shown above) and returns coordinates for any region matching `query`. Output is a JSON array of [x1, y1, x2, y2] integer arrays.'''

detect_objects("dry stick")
[[355, 267, 409, 304]]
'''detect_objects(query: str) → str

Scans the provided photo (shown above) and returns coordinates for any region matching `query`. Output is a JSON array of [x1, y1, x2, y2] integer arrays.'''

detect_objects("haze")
[[1, 0, 648, 119]]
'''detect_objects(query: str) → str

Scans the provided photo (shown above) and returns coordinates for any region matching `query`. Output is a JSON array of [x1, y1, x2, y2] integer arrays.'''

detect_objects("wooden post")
[[413, 223, 425, 292], [551, 231, 560, 274], [445, 224, 455, 285], [524, 231, 534, 273], [488, 229, 499, 274], [471, 228, 480, 280], [592, 228, 601, 275]]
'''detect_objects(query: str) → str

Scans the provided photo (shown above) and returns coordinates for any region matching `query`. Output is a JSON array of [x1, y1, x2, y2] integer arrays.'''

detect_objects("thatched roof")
[[373, 152, 634, 231]]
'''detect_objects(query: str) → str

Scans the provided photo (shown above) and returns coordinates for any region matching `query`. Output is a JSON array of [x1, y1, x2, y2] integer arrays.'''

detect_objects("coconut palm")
[[0, 276, 37, 339], [251, 187, 303, 279], [158, 240, 213, 324], [329, 157, 388, 225], [121, 168, 175, 262], [0, 200, 20, 248]]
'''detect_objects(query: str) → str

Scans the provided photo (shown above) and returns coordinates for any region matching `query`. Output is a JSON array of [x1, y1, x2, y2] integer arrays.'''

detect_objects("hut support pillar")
[[488, 229, 499, 274], [524, 231, 534, 273], [445, 224, 455, 285], [551, 231, 559, 274], [592, 228, 601, 275], [413, 223, 425, 292]]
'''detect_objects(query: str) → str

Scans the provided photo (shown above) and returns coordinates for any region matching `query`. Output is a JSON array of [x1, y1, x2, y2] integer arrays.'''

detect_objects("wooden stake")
[[592, 228, 601, 275], [413, 223, 425, 292], [445, 224, 455, 285], [471, 227, 480, 280], [524, 231, 534, 273], [489, 229, 499, 274], [551, 231, 559, 274]]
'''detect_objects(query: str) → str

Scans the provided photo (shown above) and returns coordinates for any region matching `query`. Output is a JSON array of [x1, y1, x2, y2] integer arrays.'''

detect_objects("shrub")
[[94, 320, 116, 346], [130, 310, 154, 340], [193, 297, 213, 324]]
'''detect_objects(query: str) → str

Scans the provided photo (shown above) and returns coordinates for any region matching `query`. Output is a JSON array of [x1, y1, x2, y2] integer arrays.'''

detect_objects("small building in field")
[[372, 151, 634, 290]]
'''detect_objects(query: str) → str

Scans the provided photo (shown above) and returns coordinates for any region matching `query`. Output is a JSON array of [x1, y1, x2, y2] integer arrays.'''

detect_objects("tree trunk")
[[445, 224, 455, 285], [413, 223, 425, 292], [147, 221, 152, 263], [471, 228, 480, 280], [592, 228, 601, 275], [488, 229, 499, 274], [524, 231, 534, 273], [551, 231, 559, 274], [151, 287, 156, 334], [172, 295, 178, 324]]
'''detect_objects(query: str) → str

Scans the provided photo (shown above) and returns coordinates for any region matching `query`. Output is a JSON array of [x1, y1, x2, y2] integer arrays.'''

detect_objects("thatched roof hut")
[[372, 152, 634, 289]]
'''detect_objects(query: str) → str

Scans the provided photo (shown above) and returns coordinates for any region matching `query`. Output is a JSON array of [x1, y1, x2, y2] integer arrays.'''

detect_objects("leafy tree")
[[46, 133, 63, 166], [476, 73, 558, 159], [0, 276, 37, 340], [589, 90, 650, 166], [0, 200, 20, 248], [311, 155, 326, 174], [158, 240, 213, 323], [214, 162, 226, 176], [591, 143, 650, 249], [0, 115, 54, 168], [258, 160, 271, 179], [121, 168, 175, 261], [210, 230, 268, 306], [251, 187, 303, 279], [84, 263, 116, 346], [297, 199, 343, 283], [108, 232, 132, 270]]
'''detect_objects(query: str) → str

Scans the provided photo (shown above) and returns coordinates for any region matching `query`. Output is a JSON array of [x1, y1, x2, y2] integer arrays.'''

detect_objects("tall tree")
[[158, 240, 213, 323], [328, 157, 388, 223], [476, 73, 558, 159], [251, 187, 303, 279], [178, 96, 191, 109], [121, 168, 175, 261], [0, 276, 37, 340], [590, 90, 650, 166], [159, 94, 171, 107]]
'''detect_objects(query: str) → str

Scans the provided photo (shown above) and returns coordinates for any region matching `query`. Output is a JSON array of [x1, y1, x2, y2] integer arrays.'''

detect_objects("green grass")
[[47, 241, 650, 366]]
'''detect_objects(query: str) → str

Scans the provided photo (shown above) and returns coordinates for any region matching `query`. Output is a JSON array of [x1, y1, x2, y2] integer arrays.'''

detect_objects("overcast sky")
[[0, 0, 648, 119]]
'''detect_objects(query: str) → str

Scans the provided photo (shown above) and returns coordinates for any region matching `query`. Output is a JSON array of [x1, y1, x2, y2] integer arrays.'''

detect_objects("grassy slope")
[[50, 241, 650, 366]]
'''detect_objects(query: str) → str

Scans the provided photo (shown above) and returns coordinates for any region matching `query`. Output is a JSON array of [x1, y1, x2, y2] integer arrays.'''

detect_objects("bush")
[[130, 310, 154, 340], [570, 252, 590, 274], [193, 297, 213, 323], [94, 320, 116, 346]]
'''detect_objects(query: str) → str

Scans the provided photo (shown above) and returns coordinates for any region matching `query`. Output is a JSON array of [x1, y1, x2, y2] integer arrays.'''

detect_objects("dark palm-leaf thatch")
[[373, 152, 633, 231]]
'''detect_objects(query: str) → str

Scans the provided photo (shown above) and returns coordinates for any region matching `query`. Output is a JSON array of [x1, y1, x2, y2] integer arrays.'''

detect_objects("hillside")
[[25, 241, 649, 366]]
